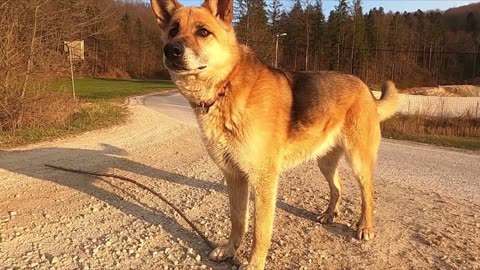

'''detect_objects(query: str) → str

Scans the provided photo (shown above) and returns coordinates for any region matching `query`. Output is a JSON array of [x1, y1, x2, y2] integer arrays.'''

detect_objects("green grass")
[[52, 78, 175, 100], [0, 102, 128, 148], [383, 133, 480, 151]]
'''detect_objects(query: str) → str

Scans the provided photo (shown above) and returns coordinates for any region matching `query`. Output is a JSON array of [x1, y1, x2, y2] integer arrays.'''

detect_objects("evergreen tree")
[[365, 8, 378, 54], [268, 0, 283, 32], [466, 12, 478, 33], [235, 0, 271, 62], [284, 0, 305, 70], [351, 0, 366, 75], [466, 12, 479, 44], [328, 0, 349, 70], [309, 0, 325, 70]]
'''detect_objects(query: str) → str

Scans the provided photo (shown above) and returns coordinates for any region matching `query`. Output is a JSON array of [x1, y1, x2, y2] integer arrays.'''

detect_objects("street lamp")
[[275, 33, 287, 68]]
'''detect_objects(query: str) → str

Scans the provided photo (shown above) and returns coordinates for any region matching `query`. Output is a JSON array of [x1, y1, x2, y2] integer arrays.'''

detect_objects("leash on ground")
[[44, 164, 215, 249]]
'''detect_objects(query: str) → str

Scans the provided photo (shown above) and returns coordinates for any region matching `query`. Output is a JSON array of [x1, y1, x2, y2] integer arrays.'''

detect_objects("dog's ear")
[[151, 0, 182, 28], [201, 0, 234, 25]]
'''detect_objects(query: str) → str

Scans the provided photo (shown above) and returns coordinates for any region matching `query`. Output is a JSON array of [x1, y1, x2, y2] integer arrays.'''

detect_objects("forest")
[[237, 0, 480, 87], [1, 0, 479, 90]]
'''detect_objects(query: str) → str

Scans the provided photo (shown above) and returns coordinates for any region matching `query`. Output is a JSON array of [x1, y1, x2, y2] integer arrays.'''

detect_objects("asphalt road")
[[143, 91, 480, 203]]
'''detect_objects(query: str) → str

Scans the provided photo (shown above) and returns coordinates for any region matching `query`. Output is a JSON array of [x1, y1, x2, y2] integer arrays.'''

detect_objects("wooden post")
[[68, 46, 76, 101]]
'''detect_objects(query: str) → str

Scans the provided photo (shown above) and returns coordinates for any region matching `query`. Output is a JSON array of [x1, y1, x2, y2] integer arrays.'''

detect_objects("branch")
[[44, 164, 215, 249]]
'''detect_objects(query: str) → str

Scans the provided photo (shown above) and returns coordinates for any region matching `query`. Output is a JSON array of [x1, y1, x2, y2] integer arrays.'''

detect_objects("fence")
[[372, 91, 480, 118]]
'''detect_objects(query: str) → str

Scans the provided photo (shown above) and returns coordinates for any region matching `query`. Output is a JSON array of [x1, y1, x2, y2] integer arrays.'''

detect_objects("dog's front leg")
[[209, 170, 249, 261], [242, 172, 279, 270]]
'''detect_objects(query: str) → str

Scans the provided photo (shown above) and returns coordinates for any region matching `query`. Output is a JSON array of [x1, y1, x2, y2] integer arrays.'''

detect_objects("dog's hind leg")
[[317, 146, 344, 224], [209, 170, 249, 261]]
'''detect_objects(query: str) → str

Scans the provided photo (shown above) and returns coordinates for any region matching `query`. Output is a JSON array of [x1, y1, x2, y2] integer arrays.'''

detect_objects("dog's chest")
[[196, 109, 243, 170]]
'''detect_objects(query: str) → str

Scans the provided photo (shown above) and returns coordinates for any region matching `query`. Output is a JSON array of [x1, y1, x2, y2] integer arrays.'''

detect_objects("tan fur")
[[376, 80, 400, 121], [151, 0, 399, 269]]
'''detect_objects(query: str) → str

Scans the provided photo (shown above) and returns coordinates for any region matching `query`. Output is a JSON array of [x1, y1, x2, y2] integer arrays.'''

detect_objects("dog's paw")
[[208, 245, 236, 261], [356, 226, 374, 241], [317, 211, 338, 224]]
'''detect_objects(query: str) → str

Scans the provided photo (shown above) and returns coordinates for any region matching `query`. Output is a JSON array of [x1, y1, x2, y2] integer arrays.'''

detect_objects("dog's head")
[[151, 0, 238, 103]]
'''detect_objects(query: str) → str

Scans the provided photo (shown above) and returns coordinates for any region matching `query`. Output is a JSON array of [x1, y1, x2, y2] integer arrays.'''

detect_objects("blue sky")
[[154, 0, 479, 13]]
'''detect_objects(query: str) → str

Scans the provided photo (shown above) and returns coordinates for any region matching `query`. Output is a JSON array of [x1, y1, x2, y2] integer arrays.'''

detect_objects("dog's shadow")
[[0, 144, 352, 259]]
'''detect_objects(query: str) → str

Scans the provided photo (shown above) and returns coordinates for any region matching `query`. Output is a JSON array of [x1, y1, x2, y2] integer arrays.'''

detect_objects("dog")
[[151, 0, 399, 268]]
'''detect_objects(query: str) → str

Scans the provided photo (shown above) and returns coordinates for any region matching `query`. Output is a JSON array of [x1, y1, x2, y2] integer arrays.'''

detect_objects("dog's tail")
[[375, 80, 399, 122]]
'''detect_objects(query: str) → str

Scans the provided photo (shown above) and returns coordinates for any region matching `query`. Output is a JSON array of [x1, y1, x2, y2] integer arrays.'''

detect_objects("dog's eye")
[[197, 28, 211, 38], [169, 26, 179, 38]]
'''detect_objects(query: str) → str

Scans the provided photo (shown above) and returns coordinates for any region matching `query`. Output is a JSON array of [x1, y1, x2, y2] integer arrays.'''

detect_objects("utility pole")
[[275, 33, 287, 68]]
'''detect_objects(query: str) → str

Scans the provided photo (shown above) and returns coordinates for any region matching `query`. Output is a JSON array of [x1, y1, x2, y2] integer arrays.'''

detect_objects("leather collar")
[[194, 82, 229, 114]]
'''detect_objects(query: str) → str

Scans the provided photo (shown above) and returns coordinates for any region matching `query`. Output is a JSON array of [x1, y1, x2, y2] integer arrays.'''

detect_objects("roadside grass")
[[383, 133, 480, 150], [381, 114, 480, 151], [52, 78, 175, 100], [0, 77, 174, 148], [0, 102, 128, 149]]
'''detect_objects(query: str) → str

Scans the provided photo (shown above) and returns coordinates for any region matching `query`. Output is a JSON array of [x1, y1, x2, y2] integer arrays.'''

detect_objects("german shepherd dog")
[[151, 0, 398, 268]]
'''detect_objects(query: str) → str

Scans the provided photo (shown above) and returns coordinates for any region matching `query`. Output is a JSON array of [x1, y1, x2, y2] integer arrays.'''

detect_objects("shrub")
[[0, 88, 77, 134]]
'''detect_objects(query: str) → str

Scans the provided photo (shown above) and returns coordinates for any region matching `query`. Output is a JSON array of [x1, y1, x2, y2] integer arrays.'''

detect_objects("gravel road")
[[1, 92, 479, 270]]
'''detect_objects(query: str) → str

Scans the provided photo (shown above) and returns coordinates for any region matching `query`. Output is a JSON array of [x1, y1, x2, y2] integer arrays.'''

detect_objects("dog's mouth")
[[169, 64, 207, 75]]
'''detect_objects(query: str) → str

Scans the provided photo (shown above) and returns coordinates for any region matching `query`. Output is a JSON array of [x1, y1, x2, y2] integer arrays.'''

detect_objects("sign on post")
[[64, 41, 85, 61], [64, 40, 85, 101]]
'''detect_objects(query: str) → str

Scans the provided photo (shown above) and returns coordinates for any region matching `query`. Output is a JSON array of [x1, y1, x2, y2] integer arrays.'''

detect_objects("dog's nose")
[[164, 43, 184, 60]]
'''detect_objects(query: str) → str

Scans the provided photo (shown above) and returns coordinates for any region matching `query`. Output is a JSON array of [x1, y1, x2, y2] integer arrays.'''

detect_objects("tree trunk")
[[21, 4, 40, 98], [351, 11, 356, 75], [305, 0, 310, 71], [473, 42, 479, 78]]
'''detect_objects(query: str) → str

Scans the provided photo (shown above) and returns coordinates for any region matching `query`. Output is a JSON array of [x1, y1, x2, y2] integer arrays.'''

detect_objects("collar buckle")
[[196, 81, 229, 114], [200, 102, 209, 114]]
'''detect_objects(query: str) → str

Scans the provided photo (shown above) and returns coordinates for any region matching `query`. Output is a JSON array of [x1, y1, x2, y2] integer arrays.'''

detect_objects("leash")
[[44, 164, 216, 249]]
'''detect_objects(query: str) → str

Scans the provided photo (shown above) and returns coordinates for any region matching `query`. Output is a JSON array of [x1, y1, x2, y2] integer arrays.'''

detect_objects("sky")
[[152, 0, 480, 13]]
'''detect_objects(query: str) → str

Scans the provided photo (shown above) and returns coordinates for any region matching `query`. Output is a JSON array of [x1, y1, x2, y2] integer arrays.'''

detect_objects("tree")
[[284, 0, 305, 70], [350, 0, 366, 76], [466, 12, 478, 33], [327, 0, 350, 71], [309, 0, 325, 70], [235, 0, 271, 62], [268, 0, 283, 33]]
